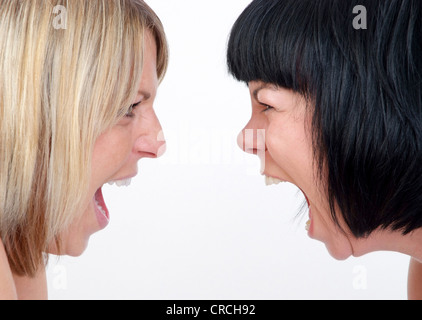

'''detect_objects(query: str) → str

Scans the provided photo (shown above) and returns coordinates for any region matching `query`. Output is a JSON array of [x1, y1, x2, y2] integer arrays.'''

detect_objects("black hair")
[[227, 0, 422, 237]]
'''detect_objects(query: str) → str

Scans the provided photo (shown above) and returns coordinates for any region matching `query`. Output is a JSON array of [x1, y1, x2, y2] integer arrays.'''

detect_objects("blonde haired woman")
[[0, 0, 168, 299]]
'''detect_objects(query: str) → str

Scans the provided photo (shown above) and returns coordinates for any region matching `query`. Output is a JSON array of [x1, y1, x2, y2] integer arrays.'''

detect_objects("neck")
[[352, 227, 422, 262]]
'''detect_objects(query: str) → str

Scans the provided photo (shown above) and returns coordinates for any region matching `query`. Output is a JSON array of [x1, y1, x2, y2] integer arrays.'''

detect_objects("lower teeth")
[[95, 200, 107, 216], [305, 220, 311, 231]]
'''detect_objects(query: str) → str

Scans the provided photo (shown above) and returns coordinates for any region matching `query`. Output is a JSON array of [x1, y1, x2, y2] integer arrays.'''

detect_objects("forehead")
[[142, 31, 158, 76], [137, 31, 158, 97]]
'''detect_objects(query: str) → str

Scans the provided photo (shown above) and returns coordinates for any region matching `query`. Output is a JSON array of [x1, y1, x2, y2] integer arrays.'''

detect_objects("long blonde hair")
[[0, 0, 168, 277]]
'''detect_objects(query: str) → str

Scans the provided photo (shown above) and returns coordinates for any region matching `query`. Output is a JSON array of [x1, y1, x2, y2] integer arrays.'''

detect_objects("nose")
[[133, 109, 167, 159], [237, 120, 267, 174], [237, 121, 266, 156]]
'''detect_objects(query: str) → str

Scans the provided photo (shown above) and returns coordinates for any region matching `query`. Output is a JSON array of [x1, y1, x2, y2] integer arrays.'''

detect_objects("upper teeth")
[[108, 178, 132, 187], [265, 176, 285, 186]]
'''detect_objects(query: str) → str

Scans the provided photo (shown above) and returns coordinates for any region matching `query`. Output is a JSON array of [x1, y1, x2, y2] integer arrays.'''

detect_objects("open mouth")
[[94, 178, 135, 229], [300, 190, 312, 233], [264, 175, 312, 232], [303, 194, 311, 232], [94, 187, 109, 229]]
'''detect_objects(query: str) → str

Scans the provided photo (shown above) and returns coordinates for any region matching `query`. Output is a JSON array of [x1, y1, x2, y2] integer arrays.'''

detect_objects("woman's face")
[[53, 32, 166, 256], [238, 81, 355, 260]]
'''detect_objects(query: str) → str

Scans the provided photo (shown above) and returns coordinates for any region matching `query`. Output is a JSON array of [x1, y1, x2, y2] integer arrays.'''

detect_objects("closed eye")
[[260, 104, 274, 113], [125, 101, 142, 118]]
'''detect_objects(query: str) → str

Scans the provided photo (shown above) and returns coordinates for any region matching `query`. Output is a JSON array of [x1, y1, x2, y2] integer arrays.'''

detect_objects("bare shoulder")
[[0, 238, 17, 300], [0, 238, 47, 300], [408, 258, 422, 300]]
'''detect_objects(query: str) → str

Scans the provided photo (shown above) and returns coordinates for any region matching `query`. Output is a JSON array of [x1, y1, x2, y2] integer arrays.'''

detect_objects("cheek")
[[266, 122, 311, 173], [92, 131, 133, 178], [265, 122, 284, 156], [95, 143, 131, 170]]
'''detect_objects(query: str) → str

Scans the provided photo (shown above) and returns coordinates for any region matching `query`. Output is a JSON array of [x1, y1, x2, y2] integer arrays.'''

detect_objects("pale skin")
[[409, 258, 422, 300], [0, 32, 165, 300], [0, 240, 17, 300], [238, 81, 422, 299]]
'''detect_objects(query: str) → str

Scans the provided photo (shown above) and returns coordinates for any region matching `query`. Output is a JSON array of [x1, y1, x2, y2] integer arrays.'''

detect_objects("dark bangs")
[[227, 0, 320, 96]]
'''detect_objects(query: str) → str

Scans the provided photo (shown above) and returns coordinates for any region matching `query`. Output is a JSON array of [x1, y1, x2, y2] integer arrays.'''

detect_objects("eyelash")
[[261, 104, 274, 113], [125, 101, 142, 118]]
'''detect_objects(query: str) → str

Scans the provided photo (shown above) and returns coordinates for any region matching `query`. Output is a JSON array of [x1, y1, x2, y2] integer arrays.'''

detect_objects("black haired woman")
[[228, 0, 422, 299]]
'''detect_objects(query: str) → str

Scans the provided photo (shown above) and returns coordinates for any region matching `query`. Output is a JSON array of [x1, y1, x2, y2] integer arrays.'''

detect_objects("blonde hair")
[[0, 0, 168, 277]]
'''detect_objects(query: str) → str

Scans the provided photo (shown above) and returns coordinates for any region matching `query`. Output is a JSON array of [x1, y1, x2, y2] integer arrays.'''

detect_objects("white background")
[[47, 0, 410, 300]]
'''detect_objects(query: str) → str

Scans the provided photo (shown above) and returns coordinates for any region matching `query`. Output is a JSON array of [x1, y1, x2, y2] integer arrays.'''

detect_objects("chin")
[[326, 245, 353, 261], [65, 246, 88, 257], [60, 237, 90, 257], [322, 239, 354, 261], [309, 219, 355, 261], [311, 230, 353, 260]]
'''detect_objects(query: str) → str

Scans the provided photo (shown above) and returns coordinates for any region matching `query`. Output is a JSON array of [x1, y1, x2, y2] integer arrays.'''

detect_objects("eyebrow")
[[137, 90, 152, 101]]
